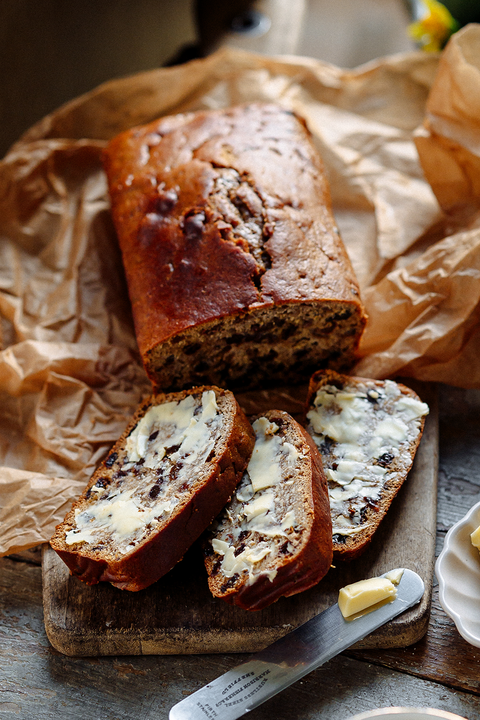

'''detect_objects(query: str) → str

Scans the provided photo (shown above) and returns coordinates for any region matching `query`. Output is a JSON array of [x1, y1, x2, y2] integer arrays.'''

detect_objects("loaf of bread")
[[305, 371, 429, 560], [203, 409, 333, 611], [102, 102, 366, 392], [50, 386, 255, 591]]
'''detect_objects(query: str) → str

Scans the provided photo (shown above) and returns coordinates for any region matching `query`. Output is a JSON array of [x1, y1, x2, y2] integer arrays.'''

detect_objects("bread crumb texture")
[[306, 370, 429, 559]]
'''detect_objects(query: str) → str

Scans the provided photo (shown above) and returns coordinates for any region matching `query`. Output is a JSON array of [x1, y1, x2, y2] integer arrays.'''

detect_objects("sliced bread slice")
[[50, 386, 255, 591], [203, 409, 333, 611], [305, 370, 429, 560]]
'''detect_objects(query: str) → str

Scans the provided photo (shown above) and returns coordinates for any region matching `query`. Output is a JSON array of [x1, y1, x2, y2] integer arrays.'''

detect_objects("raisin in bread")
[[203, 410, 333, 611], [102, 102, 366, 393], [50, 386, 255, 591], [305, 370, 429, 560]]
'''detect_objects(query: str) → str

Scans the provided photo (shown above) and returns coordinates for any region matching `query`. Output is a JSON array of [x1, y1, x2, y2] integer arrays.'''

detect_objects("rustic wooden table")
[[2, 383, 480, 719]]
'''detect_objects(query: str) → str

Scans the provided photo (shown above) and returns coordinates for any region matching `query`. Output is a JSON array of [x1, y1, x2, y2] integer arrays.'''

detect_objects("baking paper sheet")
[[2, 24, 480, 555]]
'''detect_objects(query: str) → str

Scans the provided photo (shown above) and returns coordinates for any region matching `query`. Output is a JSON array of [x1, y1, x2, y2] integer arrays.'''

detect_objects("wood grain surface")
[[42, 381, 438, 657]]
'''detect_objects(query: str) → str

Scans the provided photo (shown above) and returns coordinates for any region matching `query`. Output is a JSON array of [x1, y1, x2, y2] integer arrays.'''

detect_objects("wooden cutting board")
[[42, 381, 438, 657]]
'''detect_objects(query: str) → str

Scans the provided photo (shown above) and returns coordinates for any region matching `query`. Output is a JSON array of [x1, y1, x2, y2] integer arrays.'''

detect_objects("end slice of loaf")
[[203, 409, 333, 611], [304, 370, 429, 560], [50, 386, 255, 591]]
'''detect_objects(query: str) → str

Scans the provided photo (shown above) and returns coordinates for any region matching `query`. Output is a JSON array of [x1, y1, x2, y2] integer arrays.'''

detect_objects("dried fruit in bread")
[[305, 370, 429, 560], [204, 409, 333, 610], [50, 386, 255, 591]]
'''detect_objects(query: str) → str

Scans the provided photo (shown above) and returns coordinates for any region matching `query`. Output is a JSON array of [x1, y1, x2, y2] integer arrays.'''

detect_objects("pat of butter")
[[384, 568, 404, 585], [338, 576, 397, 618], [470, 525, 480, 549]]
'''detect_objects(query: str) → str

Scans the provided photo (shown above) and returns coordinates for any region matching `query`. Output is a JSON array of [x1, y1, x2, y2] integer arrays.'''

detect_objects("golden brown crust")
[[204, 409, 333, 611], [50, 386, 255, 591], [304, 370, 428, 561], [102, 103, 366, 392]]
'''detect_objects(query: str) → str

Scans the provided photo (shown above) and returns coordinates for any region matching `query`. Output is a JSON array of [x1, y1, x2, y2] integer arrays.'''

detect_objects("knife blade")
[[169, 568, 424, 720]]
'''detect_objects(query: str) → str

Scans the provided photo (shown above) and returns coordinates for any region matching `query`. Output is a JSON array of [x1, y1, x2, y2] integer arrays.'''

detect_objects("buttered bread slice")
[[50, 386, 255, 591], [204, 410, 333, 611], [305, 370, 429, 560]]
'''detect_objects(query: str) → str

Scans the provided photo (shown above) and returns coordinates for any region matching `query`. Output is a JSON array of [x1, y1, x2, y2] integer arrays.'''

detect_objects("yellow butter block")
[[470, 525, 480, 549], [338, 576, 397, 618]]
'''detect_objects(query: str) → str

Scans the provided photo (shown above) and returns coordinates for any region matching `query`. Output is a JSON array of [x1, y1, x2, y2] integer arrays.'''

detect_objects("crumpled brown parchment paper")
[[2, 24, 480, 556]]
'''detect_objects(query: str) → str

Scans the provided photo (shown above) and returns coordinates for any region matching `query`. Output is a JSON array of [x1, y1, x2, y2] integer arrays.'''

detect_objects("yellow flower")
[[408, 0, 459, 51]]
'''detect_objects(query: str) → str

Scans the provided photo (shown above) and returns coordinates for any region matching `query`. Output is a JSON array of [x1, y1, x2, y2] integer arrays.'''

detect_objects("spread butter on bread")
[[305, 370, 429, 560], [203, 409, 333, 610], [50, 387, 255, 591]]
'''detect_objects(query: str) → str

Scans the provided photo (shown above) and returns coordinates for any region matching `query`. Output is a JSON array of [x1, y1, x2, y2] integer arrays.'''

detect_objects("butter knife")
[[169, 568, 424, 720]]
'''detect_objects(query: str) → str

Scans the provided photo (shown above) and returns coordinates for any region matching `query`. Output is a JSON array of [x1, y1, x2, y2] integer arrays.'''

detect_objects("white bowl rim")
[[348, 707, 467, 720], [435, 498, 480, 647]]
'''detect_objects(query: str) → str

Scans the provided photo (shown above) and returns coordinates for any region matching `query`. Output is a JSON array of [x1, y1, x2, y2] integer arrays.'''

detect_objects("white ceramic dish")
[[347, 708, 467, 720], [436, 499, 480, 647]]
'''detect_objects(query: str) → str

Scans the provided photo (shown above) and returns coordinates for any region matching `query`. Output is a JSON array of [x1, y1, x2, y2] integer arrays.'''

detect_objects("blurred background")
[[1, 0, 478, 157]]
